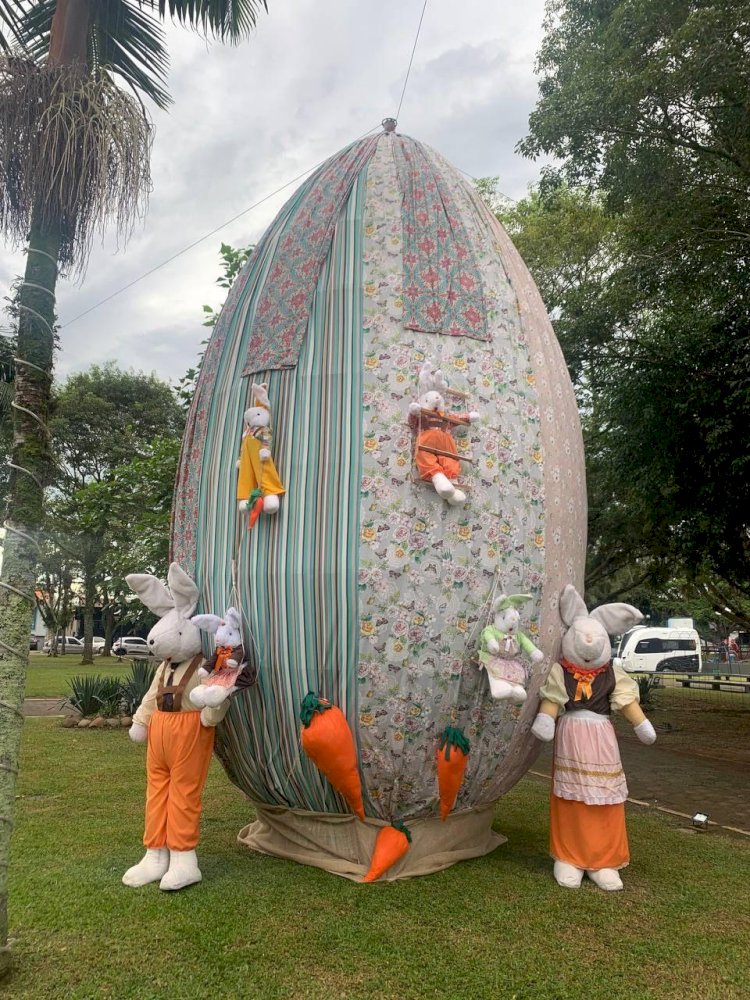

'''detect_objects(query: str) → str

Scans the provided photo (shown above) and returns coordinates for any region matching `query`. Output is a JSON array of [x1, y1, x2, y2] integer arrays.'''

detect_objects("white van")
[[616, 626, 702, 673]]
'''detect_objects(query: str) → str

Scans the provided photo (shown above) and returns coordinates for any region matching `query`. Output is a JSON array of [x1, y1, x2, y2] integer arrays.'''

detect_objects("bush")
[[636, 673, 658, 707], [67, 675, 109, 717], [120, 660, 157, 717], [95, 677, 125, 718]]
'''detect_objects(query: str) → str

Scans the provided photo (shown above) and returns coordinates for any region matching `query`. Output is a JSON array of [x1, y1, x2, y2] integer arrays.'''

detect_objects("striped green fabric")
[[202, 169, 368, 811]]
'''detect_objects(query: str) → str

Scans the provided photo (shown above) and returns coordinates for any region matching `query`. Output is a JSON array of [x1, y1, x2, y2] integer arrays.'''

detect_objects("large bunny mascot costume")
[[122, 563, 228, 891], [532, 585, 656, 891]]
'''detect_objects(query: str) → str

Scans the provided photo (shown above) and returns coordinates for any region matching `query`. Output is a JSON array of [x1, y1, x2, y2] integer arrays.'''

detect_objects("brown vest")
[[156, 655, 202, 713], [562, 662, 615, 716]]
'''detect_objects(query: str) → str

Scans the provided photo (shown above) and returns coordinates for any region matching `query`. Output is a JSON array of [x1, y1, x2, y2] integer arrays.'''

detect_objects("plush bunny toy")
[[531, 584, 656, 891], [122, 562, 229, 892], [479, 593, 544, 702], [408, 359, 479, 506], [189, 606, 257, 709], [237, 381, 285, 526]]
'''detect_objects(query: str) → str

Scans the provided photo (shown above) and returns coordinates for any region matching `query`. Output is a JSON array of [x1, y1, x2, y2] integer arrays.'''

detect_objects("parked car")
[[92, 636, 107, 654], [43, 635, 84, 655], [617, 626, 702, 673], [111, 636, 153, 657], [29, 635, 40, 651]]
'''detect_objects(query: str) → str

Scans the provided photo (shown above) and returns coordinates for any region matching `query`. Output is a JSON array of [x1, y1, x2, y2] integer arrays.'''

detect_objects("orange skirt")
[[550, 793, 629, 871]]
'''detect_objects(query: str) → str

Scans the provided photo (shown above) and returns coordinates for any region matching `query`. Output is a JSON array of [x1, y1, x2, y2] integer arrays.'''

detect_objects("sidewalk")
[[23, 698, 67, 717], [533, 729, 750, 835]]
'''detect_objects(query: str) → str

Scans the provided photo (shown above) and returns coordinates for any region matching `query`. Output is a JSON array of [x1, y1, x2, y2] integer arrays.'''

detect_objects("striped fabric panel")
[[210, 168, 367, 810], [172, 165, 330, 577]]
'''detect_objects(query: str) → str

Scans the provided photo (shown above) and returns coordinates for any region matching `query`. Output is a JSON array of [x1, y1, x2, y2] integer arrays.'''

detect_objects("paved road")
[[534, 730, 750, 834]]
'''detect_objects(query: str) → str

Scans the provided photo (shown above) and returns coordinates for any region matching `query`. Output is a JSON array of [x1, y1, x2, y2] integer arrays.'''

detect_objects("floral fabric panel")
[[242, 135, 380, 376], [391, 136, 489, 341], [357, 136, 546, 823]]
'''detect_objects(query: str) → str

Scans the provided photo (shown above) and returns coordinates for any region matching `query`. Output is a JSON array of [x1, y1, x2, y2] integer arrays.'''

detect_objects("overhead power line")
[[62, 122, 382, 329], [63, 0, 433, 331], [396, 0, 429, 121]]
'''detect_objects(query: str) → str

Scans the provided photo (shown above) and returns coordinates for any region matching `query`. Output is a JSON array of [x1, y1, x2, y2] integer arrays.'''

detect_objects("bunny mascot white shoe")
[[122, 563, 229, 891], [531, 585, 656, 891], [479, 593, 545, 703]]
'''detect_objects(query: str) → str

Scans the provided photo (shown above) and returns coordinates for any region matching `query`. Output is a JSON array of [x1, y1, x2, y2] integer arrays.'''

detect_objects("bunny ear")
[[125, 573, 173, 617], [167, 562, 199, 619], [251, 381, 270, 409], [492, 594, 508, 612], [559, 584, 588, 626], [190, 614, 222, 634], [418, 359, 434, 386], [590, 603, 643, 636], [507, 593, 532, 609], [225, 607, 242, 629]]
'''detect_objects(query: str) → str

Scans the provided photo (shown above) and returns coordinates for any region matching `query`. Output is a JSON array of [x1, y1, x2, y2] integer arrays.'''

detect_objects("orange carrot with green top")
[[299, 692, 365, 820], [436, 726, 470, 820], [362, 822, 412, 883]]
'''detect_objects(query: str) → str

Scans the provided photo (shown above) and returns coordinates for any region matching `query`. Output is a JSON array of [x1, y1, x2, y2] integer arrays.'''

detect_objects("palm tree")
[[0, 0, 268, 976]]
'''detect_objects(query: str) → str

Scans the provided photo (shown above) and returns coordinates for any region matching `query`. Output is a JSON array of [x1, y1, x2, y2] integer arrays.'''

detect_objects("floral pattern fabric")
[[357, 136, 546, 822], [392, 136, 489, 341]]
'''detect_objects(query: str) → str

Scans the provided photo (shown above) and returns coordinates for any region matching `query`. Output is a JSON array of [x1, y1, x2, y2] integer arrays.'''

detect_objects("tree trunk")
[[0, 215, 61, 978], [102, 596, 114, 657], [81, 568, 95, 664], [0, 0, 94, 973]]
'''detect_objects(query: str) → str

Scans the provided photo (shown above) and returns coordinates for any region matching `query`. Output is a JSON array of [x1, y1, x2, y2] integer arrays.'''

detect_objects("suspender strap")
[[156, 654, 203, 712]]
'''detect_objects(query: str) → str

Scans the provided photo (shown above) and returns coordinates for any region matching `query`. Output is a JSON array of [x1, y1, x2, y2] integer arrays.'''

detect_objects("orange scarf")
[[559, 657, 609, 702]]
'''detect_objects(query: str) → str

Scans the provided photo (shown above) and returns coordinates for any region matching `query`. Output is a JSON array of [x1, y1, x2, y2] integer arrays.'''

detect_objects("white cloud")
[[0, 0, 548, 385]]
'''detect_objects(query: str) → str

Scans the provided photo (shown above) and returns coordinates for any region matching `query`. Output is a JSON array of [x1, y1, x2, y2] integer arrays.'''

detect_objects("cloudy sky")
[[0, 0, 549, 385]]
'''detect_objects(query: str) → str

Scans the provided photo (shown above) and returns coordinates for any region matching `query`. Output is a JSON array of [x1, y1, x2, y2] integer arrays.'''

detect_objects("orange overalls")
[[143, 656, 215, 852]]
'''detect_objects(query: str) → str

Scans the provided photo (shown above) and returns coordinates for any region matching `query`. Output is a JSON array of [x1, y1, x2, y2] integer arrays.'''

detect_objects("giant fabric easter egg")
[[171, 128, 586, 879]]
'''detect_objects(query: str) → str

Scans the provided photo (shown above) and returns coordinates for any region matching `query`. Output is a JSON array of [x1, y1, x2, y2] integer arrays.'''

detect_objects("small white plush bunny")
[[189, 606, 257, 709], [478, 593, 544, 702], [532, 584, 656, 892], [408, 359, 479, 506], [122, 563, 228, 893], [237, 381, 285, 524]]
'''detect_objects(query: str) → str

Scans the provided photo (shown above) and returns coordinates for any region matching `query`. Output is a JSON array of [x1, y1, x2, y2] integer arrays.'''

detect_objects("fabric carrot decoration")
[[436, 726, 470, 820], [362, 822, 412, 883], [247, 487, 264, 528], [299, 692, 365, 820]]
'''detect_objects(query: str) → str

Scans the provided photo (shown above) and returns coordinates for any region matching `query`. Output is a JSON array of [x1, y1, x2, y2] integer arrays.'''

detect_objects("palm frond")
[[0, 61, 153, 273], [0, 1, 24, 54], [17, 0, 171, 110], [158, 0, 268, 42]]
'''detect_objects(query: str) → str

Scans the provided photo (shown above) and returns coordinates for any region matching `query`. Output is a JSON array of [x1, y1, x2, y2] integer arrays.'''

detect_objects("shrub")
[[67, 675, 108, 717], [95, 677, 126, 718], [120, 660, 157, 717], [636, 673, 658, 707]]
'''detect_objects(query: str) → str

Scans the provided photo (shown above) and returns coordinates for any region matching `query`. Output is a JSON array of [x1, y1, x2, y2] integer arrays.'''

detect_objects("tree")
[[49, 364, 183, 663], [0, 4, 269, 973], [516, 0, 750, 602]]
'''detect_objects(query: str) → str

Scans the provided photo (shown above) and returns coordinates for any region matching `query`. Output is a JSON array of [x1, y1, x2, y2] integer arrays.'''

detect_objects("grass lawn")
[[24, 653, 131, 698], [7, 720, 750, 1000]]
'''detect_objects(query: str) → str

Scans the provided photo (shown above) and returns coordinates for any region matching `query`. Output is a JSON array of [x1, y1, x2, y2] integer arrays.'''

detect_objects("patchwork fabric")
[[242, 135, 380, 376], [392, 136, 489, 341]]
